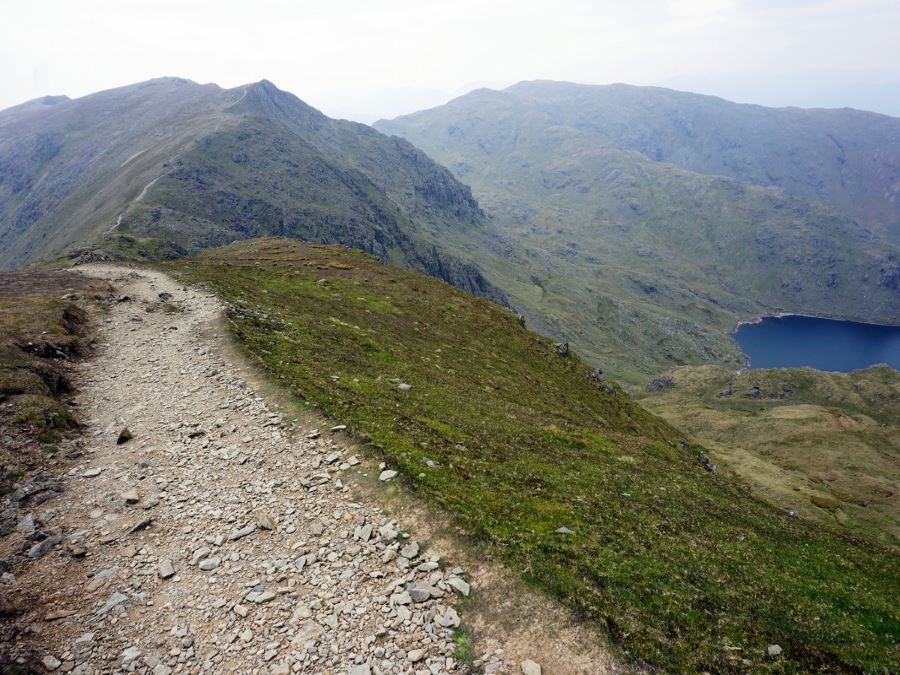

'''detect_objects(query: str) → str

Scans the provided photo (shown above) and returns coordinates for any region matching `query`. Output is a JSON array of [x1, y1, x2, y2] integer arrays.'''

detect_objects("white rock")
[[42, 655, 61, 671], [293, 620, 324, 645], [97, 591, 128, 615], [198, 556, 221, 571], [447, 577, 470, 597], [121, 646, 142, 663], [379, 470, 398, 481], [400, 541, 420, 559], [191, 547, 211, 564], [521, 659, 542, 675], [253, 591, 276, 603], [73, 632, 95, 647], [439, 607, 461, 628], [230, 524, 256, 540]]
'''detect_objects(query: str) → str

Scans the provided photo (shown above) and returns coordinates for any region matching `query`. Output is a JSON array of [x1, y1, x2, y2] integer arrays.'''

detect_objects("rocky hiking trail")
[[1, 266, 617, 675]]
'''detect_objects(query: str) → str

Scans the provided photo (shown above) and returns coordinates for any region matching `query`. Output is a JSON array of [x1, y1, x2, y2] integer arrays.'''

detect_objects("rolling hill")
[[376, 82, 900, 383], [640, 364, 900, 544], [0, 78, 504, 302], [4, 77, 900, 384]]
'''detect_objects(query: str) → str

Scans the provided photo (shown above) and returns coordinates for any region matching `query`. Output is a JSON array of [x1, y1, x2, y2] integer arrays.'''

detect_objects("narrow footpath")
[[1, 266, 617, 675]]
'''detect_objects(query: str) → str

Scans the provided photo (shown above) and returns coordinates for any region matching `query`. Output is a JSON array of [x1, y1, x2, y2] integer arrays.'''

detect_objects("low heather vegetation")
[[174, 238, 900, 673]]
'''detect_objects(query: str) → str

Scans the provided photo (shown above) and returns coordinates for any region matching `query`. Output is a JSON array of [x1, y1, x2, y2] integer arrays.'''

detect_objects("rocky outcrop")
[[413, 245, 508, 306], [646, 375, 676, 392]]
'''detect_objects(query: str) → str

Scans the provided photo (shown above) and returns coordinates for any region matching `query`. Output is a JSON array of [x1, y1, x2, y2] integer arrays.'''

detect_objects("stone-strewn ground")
[[1, 267, 477, 675]]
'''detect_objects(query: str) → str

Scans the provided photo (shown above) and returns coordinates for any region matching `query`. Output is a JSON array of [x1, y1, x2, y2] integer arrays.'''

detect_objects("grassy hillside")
[[174, 238, 899, 673], [640, 365, 900, 545], [0, 271, 109, 495], [375, 85, 900, 384], [0, 78, 504, 303]]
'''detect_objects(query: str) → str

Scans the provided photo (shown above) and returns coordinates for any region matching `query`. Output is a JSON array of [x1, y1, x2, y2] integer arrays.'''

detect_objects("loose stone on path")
[[0, 265, 477, 674]]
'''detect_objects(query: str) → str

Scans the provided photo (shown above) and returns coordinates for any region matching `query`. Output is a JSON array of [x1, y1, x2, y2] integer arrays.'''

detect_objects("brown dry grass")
[[0, 271, 112, 494]]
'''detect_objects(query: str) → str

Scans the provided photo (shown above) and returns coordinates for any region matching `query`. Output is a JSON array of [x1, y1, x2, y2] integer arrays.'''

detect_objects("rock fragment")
[[447, 577, 470, 597], [97, 592, 128, 616], [42, 655, 61, 671], [255, 511, 276, 530], [158, 560, 175, 579], [198, 556, 221, 571]]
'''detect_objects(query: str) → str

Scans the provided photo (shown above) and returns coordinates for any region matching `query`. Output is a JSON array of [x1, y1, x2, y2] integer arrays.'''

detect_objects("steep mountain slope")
[[0, 78, 503, 301], [0, 78, 229, 266], [376, 84, 900, 382], [173, 238, 899, 673], [458, 81, 900, 235]]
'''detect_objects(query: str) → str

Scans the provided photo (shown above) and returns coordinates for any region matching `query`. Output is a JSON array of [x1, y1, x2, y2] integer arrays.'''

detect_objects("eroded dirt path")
[[1, 265, 620, 675], [1, 266, 479, 674]]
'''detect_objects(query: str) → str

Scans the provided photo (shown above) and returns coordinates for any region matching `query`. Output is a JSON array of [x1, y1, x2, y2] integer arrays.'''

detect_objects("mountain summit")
[[0, 78, 503, 301]]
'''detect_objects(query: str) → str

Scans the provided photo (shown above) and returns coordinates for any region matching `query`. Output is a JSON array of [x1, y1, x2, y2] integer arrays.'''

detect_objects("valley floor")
[[0, 266, 616, 674]]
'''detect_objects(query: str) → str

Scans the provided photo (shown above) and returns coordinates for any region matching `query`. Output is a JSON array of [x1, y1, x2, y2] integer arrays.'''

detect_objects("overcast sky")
[[2, 0, 899, 122]]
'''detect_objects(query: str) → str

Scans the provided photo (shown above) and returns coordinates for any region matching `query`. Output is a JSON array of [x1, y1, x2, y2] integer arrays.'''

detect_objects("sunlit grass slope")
[[174, 238, 899, 673], [640, 365, 900, 545]]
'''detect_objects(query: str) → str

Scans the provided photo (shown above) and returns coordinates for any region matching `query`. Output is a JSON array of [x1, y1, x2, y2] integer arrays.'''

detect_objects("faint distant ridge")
[[509, 80, 900, 231], [0, 94, 70, 121]]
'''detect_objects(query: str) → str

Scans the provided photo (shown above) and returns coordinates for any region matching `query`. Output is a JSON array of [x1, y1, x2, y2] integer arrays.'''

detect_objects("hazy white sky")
[[2, 0, 899, 121]]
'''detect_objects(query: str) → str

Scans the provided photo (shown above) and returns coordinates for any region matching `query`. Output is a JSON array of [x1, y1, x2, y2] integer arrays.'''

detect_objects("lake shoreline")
[[733, 311, 900, 335], [732, 313, 900, 372]]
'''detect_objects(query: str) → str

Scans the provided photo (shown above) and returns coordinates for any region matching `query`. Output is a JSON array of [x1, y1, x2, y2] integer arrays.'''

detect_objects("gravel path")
[[2, 266, 478, 674]]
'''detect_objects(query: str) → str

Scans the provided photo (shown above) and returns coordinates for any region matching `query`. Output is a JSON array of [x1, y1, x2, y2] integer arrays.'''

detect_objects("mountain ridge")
[[375, 80, 900, 382], [0, 77, 506, 303], [382, 79, 900, 236]]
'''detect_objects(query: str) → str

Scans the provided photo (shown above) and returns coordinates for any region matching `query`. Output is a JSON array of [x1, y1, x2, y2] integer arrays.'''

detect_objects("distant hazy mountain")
[[376, 81, 900, 381], [0, 78, 504, 301], [0, 94, 70, 121], [513, 82, 900, 232]]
